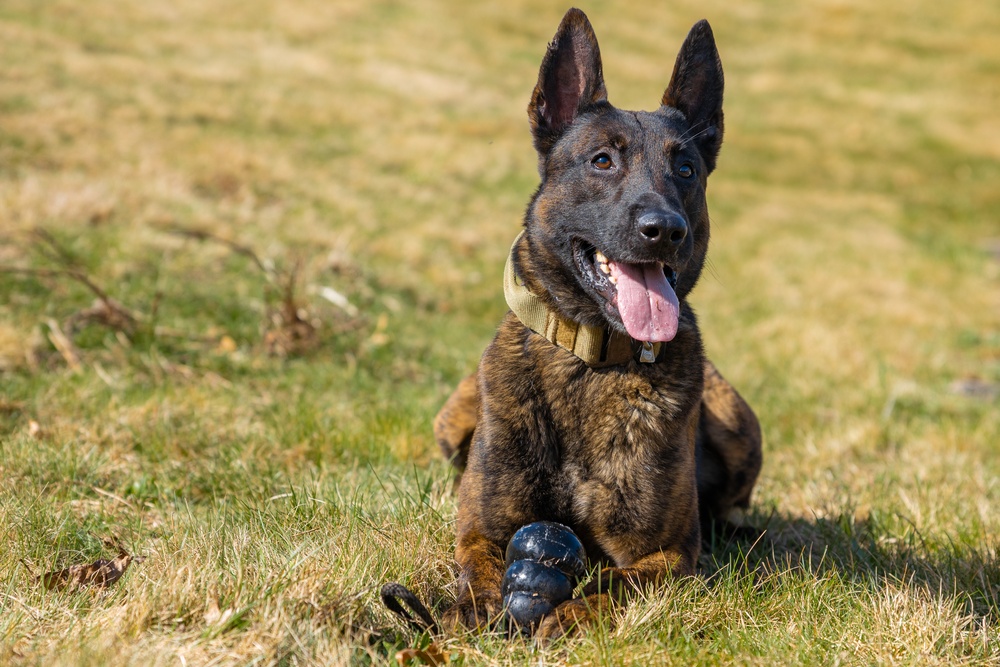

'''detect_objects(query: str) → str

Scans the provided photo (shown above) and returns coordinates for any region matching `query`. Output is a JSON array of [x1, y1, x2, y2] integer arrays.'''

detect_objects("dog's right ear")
[[528, 8, 608, 155]]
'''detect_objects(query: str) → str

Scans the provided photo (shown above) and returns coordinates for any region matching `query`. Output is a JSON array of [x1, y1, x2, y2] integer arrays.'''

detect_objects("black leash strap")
[[380, 582, 439, 634]]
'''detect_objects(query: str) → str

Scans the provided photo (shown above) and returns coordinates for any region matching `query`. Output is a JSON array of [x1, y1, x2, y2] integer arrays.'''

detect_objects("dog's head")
[[519, 8, 724, 344]]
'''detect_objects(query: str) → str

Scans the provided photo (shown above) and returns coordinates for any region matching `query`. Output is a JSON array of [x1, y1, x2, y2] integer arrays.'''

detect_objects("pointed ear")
[[528, 8, 608, 155], [662, 20, 724, 173]]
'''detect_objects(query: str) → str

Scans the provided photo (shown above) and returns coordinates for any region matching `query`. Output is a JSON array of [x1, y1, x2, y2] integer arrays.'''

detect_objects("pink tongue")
[[607, 261, 680, 342]]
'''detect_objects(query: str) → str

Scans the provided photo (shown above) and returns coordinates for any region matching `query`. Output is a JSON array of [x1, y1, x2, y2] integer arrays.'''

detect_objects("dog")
[[434, 8, 762, 639]]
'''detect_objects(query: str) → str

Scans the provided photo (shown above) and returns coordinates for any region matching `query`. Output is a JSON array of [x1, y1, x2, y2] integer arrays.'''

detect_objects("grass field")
[[1, 0, 999, 664]]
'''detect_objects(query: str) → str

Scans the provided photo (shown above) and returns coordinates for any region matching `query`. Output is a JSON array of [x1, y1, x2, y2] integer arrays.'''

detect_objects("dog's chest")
[[477, 320, 703, 558], [545, 366, 695, 529], [571, 372, 678, 452]]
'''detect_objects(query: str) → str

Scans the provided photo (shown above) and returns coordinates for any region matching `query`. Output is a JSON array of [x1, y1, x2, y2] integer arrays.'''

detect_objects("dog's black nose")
[[637, 211, 687, 247]]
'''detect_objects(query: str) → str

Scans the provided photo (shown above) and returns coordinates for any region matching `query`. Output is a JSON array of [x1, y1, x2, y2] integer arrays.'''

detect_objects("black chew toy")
[[501, 521, 587, 633]]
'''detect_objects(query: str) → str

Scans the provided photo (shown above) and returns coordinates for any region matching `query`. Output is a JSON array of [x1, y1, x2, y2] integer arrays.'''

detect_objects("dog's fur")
[[434, 9, 762, 639]]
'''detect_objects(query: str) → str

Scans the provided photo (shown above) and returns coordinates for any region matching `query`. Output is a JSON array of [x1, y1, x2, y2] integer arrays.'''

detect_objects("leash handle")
[[380, 582, 439, 634]]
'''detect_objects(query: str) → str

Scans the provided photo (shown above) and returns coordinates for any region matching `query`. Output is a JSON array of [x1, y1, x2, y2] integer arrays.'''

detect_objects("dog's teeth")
[[609, 275, 617, 285], [594, 250, 613, 277]]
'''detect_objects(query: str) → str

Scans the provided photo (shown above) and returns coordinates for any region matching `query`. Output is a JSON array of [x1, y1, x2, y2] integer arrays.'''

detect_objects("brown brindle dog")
[[435, 8, 762, 639]]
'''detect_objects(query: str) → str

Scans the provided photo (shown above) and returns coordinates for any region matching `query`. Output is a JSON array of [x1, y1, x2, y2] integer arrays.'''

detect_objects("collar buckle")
[[638, 341, 660, 363]]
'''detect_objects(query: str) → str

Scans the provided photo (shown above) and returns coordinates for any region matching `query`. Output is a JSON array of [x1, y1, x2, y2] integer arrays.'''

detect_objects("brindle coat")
[[435, 8, 762, 639]]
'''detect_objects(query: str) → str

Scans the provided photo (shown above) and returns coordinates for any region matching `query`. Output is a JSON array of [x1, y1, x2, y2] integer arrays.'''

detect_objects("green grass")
[[1, 0, 999, 664]]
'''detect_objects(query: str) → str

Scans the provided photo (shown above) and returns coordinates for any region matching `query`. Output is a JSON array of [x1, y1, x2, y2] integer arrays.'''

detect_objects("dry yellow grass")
[[1, 0, 998, 664]]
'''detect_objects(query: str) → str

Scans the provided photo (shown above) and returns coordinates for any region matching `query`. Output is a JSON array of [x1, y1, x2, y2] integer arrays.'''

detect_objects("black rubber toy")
[[504, 521, 587, 579], [501, 521, 587, 633], [501, 559, 574, 602], [503, 590, 557, 632]]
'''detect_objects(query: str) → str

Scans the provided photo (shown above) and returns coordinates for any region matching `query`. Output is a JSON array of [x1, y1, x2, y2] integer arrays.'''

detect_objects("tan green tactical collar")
[[503, 233, 664, 368]]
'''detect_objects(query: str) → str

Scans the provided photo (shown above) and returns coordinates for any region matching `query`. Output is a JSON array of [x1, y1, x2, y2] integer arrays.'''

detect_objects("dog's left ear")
[[662, 20, 724, 173], [528, 8, 609, 155]]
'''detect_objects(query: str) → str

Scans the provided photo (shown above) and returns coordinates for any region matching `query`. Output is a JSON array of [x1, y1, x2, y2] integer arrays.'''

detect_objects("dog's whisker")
[[679, 120, 717, 143]]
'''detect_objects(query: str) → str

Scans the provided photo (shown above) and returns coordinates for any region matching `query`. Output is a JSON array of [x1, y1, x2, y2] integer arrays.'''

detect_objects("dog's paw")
[[533, 597, 603, 643], [441, 593, 503, 633]]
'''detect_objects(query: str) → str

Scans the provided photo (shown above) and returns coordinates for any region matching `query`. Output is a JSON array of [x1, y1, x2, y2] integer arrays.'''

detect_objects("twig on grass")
[[1, 228, 142, 337], [165, 225, 270, 276], [5, 224, 364, 370], [44, 318, 82, 373], [33, 228, 140, 334], [3, 228, 237, 370], [0, 265, 112, 305], [0, 266, 140, 336], [264, 256, 322, 357], [30, 228, 85, 270], [165, 224, 356, 357]]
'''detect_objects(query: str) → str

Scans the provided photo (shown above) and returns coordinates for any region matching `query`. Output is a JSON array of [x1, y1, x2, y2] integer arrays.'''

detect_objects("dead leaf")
[[395, 643, 449, 666], [216, 335, 238, 353], [41, 548, 144, 591], [203, 597, 234, 626]]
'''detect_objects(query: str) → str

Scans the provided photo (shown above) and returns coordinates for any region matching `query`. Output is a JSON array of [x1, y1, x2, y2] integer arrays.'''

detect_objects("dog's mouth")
[[573, 241, 680, 343]]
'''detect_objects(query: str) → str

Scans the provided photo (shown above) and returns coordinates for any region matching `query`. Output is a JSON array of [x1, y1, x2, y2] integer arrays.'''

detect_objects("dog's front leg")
[[535, 546, 697, 641], [441, 517, 506, 632]]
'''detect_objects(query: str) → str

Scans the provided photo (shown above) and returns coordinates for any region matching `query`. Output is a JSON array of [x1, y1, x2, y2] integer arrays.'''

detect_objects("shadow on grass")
[[703, 509, 1000, 623]]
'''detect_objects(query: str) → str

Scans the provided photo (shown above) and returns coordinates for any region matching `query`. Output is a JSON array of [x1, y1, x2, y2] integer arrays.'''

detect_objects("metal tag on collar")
[[638, 341, 660, 363]]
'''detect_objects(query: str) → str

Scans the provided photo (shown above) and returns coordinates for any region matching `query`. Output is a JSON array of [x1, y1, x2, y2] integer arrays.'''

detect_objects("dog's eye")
[[592, 154, 613, 170], [677, 163, 694, 179]]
